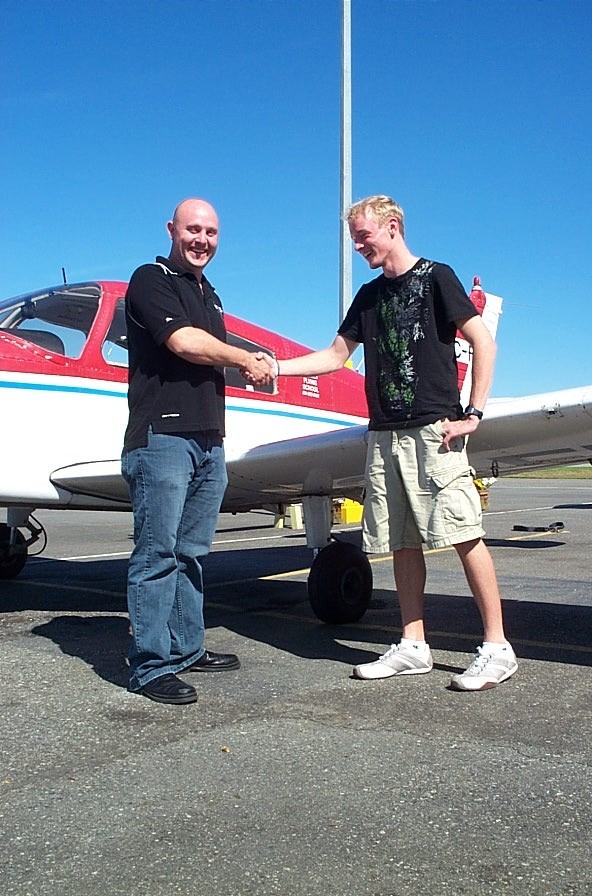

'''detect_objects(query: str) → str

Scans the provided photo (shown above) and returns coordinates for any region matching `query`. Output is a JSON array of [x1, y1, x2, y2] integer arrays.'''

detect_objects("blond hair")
[[346, 195, 405, 238]]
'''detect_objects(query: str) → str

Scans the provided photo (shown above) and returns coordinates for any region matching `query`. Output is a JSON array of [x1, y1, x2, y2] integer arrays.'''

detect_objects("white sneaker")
[[353, 641, 433, 680], [450, 644, 518, 691]]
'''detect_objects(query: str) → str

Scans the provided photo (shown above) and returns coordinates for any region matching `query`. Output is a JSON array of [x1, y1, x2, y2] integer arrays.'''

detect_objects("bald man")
[[122, 199, 274, 704]]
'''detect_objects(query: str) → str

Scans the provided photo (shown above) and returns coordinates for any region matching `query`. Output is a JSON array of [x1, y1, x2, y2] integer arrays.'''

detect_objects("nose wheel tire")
[[308, 540, 372, 624], [0, 523, 27, 579]]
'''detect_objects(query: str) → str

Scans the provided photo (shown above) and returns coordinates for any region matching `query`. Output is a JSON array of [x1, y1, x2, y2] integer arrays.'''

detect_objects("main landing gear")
[[308, 539, 372, 624], [301, 495, 372, 624]]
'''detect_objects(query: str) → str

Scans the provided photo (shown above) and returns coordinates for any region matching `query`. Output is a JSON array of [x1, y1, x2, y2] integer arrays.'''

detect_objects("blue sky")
[[2, 0, 590, 397]]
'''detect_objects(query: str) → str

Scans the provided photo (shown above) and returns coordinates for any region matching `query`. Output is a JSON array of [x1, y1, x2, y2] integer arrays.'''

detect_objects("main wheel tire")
[[308, 540, 372, 624], [0, 523, 27, 579]]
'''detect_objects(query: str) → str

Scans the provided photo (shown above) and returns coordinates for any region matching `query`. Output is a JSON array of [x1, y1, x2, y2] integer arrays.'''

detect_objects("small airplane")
[[1, 277, 591, 624]]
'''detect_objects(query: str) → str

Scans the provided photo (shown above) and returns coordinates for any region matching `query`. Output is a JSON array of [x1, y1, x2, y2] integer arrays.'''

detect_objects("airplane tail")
[[457, 276, 503, 407]]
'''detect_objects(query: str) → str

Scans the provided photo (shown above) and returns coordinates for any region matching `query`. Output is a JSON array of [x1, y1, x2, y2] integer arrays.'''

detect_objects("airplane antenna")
[[61, 267, 67, 285], [339, 0, 352, 323]]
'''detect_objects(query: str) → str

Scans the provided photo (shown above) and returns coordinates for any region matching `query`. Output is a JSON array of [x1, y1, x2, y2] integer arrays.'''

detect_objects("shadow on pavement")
[[28, 578, 592, 696], [2, 529, 588, 691]]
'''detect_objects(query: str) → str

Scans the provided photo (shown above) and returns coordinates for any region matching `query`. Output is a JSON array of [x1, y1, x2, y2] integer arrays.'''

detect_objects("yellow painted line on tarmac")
[[17, 529, 559, 595], [12, 529, 587, 656], [212, 528, 567, 587], [422, 528, 570, 555], [10, 579, 125, 598], [204, 596, 592, 656], [207, 528, 591, 656]]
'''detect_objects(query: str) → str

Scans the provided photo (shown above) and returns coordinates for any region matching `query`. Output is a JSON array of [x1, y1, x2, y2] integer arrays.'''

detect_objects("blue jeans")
[[121, 429, 227, 692]]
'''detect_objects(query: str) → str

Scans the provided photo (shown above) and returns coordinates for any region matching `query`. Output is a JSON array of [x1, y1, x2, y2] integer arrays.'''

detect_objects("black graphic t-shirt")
[[338, 259, 478, 430]]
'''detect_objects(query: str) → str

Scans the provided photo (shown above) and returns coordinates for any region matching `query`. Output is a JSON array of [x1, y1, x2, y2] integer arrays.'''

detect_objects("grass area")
[[510, 465, 592, 480]]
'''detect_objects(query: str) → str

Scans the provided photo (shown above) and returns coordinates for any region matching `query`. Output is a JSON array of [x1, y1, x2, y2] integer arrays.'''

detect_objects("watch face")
[[465, 406, 483, 419]]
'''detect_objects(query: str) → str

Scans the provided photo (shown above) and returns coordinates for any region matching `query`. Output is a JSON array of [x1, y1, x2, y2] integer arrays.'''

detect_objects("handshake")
[[240, 352, 279, 386]]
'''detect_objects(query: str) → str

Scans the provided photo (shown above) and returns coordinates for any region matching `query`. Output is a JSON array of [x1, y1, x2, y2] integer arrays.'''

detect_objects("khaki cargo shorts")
[[362, 421, 484, 553]]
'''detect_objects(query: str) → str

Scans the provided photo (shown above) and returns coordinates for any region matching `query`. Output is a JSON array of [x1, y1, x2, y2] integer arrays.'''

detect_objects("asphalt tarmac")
[[1, 477, 591, 896]]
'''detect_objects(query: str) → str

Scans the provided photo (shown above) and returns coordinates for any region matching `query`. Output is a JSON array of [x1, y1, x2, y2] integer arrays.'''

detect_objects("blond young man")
[[276, 196, 517, 691]]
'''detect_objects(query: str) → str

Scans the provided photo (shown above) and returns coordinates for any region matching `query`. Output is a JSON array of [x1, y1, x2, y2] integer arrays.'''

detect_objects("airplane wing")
[[50, 385, 592, 514], [469, 387, 592, 476], [225, 386, 592, 508], [48, 425, 369, 511], [224, 424, 368, 510], [50, 460, 130, 506]]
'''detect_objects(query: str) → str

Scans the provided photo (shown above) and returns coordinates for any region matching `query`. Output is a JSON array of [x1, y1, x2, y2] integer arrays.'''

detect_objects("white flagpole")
[[339, 0, 352, 323]]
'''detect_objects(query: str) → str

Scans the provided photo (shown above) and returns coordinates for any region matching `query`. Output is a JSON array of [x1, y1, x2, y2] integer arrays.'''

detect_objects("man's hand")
[[240, 352, 276, 386], [441, 415, 480, 451]]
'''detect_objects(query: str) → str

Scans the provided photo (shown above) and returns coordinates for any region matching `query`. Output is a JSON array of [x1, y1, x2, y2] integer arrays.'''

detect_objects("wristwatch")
[[463, 405, 483, 420]]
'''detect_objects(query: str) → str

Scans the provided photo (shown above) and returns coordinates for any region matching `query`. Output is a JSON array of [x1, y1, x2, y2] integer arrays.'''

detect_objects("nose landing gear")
[[0, 523, 28, 579]]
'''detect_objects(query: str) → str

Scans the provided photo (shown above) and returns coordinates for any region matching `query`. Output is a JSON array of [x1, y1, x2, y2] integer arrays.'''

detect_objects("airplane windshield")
[[102, 297, 128, 366], [0, 284, 101, 358]]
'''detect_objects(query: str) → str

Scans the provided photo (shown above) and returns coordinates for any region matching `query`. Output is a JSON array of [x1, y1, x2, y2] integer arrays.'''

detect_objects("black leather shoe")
[[186, 650, 241, 672], [140, 673, 197, 704]]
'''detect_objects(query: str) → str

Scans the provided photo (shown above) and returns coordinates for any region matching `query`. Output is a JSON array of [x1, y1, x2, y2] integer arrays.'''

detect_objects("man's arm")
[[166, 327, 274, 385], [276, 333, 359, 377], [441, 314, 496, 450]]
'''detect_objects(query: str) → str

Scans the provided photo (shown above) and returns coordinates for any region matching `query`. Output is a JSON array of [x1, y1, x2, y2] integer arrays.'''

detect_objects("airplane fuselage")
[[0, 281, 368, 513]]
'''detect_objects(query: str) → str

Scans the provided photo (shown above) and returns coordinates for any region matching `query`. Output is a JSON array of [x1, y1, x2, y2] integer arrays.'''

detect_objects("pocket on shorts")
[[418, 420, 465, 488], [429, 466, 467, 490], [428, 466, 481, 529]]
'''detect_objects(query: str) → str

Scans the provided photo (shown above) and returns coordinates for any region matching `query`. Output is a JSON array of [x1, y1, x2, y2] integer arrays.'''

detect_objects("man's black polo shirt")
[[123, 256, 227, 451]]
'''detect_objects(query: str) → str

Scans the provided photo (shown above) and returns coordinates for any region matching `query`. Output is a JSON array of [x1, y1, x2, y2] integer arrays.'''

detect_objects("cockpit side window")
[[225, 331, 276, 394], [97, 308, 276, 382]]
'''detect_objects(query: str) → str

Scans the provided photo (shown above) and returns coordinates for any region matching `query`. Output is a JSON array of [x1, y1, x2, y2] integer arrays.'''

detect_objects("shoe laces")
[[465, 646, 492, 675], [380, 642, 404, 661]]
